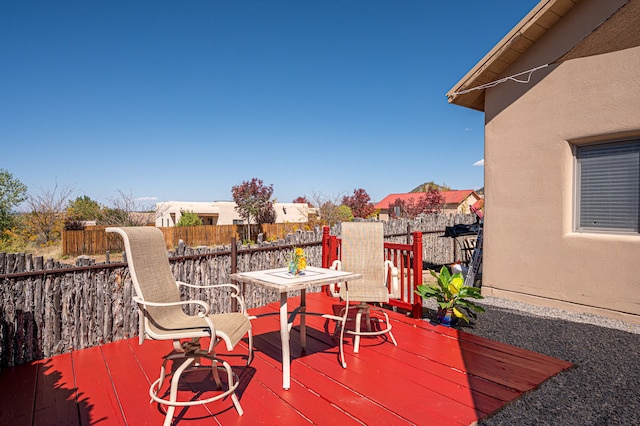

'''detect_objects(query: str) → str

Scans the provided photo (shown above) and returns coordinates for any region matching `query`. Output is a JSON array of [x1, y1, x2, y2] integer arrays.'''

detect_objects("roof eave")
[[446, 0, 579, 111]]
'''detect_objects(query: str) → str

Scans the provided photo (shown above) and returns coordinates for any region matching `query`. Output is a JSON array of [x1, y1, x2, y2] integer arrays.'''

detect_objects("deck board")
[[32, 353, 80, 426], [0, 292, 573, 425], [0, 360, 39, 424], [100, 339, 159, 425], [72, 345, 126, 425]]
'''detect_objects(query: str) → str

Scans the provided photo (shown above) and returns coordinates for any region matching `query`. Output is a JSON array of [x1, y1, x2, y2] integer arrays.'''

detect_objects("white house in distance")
[[155, 201, 309, 227]]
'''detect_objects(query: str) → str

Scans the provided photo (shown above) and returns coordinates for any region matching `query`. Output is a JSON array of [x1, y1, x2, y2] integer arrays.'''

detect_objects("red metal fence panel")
[[321, 226, 423, 318]]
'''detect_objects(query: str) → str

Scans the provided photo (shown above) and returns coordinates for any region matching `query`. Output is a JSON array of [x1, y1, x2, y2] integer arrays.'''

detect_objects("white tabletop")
[[230, 266, 361, 293]]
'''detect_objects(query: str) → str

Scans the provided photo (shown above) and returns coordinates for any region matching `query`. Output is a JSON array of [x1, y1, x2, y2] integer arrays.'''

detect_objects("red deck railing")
[[321, 226, 423, 318]]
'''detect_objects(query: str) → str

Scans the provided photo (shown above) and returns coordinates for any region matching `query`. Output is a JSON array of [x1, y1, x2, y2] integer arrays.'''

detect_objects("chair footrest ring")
[[150, 360, 240, 408]]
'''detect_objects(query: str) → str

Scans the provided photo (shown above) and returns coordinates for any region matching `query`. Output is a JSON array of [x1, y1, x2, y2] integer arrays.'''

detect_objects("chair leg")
[[223, 359, 244, 416], [155, 358, 170, 404], [246, 329, 254, 366], [336, 311, 347, 368], [211, 359, 223, 389], [364, 308, 373, 333], [321, 307, 348, 368], [346, 303, 397, 353], [353, 308, 363, 353], [389, 329, 398, 346], [380, 310, 398, 347], [164, 357, 195, 426]]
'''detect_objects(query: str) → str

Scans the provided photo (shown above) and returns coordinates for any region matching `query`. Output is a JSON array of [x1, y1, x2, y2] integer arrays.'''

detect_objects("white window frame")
[[574, 138, 640, 234]]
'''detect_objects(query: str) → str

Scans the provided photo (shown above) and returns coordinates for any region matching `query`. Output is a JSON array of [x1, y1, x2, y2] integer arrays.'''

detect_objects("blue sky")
[[1, 0, 539, 207]]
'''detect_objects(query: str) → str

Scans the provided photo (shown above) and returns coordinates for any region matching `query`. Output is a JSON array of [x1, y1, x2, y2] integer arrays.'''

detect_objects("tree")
[[292, 196, 314, 207], [67, 195, 102, 220], [255, 200, 277, 224], [24, 183, 75, 245], [342, 188, 376, 219], [389, 188, 445, 219], [231, 178, 274, 241], [101, 190, 156, 226], [302, 192, 338, 227], [65, 195, 103, 229], [423, 187, 445, 214], [336, 204, 354, 223], [388, 198, 408, 219], [176, 210, 203, 226], [0, 169, 28, 236]]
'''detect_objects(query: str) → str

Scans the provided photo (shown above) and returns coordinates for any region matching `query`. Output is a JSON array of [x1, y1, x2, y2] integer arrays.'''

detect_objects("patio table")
[[230, 266, 362, 390]]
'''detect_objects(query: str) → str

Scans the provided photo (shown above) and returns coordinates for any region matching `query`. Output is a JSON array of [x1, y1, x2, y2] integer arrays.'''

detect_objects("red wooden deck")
[[0, 293, 572, 425]]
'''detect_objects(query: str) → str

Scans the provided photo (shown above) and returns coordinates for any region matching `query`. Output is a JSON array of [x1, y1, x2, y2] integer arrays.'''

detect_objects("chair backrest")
[[339, 222, 389, 303], [106, 227, 182, 336]]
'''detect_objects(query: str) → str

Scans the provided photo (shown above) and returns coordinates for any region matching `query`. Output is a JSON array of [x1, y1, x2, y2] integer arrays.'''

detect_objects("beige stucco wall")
[[156, 201, 308, 226], [481, 1, 640, 323]]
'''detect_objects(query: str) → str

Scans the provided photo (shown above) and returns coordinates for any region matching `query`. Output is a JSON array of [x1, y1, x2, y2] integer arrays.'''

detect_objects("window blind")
[[577, 140, 640, 232]]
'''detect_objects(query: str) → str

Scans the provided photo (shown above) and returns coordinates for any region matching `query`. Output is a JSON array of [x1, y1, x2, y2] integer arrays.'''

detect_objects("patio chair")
[[329, 222, 398, 353], [106, 226, 253, 426]]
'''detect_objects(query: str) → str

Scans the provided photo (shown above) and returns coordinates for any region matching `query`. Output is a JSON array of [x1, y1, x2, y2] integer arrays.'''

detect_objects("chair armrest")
[[177, 281, 241, 294], [132, 295, 212, 316], [328, 260, 342, 297], [176, 281, 248, 315], [384, 260, 400, 299]]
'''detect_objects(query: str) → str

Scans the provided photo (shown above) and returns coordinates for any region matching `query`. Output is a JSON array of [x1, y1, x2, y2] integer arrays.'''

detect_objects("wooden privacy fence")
[[62, 214, 477, 262], [62, 223, 311, 256]]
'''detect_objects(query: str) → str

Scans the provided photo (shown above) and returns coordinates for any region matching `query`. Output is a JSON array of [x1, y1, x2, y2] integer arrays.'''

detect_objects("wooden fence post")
[[321, 226, 340, 295], [411, 231, 423, 318], [231, 237, 238, 311], [231, 237, 237, 273], [321, 226, 331, 268]]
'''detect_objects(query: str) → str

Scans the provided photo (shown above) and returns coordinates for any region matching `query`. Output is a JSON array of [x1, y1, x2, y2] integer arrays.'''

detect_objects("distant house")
[[155, 201, 309, 227], [447, 0, 640, 323], [375, 190, 482, 220]]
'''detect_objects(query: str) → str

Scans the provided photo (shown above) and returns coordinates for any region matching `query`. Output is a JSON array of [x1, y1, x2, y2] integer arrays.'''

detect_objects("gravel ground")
[[435, 297, 640, 425]]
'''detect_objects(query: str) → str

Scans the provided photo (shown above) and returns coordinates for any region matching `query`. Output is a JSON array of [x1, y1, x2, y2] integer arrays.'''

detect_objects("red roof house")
[[375, 190, 483, 219]]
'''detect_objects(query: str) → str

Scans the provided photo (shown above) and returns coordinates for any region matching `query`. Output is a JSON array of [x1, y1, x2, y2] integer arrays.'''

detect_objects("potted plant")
[[415, 266, 485, 327]]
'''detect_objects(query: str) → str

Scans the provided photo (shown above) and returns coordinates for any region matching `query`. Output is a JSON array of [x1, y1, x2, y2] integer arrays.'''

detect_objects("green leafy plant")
[[415, 266, 485, 323], [176, 210, 203, 227]]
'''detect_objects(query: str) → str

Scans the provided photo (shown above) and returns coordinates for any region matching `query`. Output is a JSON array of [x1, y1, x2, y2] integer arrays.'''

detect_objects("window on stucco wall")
[[575, 139, 640, 233]]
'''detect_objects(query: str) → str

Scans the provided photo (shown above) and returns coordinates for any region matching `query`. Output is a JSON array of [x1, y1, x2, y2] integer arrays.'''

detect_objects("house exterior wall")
[[445, 193, 481, 215], [443, 205, 462, 215], [156, 201, 309, 227], [482, 0, 640, 323]]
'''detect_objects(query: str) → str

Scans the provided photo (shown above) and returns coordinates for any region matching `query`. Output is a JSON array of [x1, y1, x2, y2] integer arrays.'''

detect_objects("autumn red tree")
[[423, 187, 445, 214], [231, 178, 275, 241], [292, 196, 313, 207], [389, 188, 445, 219], [256, 200, 276, 224], [388, 198, 414, 219], [342, 188, 376, 219]]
